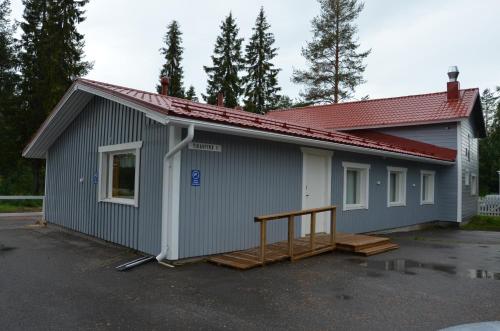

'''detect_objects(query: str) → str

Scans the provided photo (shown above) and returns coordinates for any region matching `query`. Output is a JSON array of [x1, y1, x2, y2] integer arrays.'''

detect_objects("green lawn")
[[461, 215, 500, 232], [0, 200, 43, 213]]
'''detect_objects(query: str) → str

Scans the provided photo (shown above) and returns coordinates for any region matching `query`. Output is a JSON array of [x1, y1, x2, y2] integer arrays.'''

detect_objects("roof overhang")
[[23, 81, 455, 165]]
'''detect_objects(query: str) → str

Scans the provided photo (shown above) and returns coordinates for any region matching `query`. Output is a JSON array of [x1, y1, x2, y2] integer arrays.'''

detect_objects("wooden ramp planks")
[[208, 232, 398, 270], [208, 234, 335, 270]]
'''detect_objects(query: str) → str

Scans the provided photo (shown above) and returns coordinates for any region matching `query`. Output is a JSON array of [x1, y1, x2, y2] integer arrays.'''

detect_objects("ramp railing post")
[[310, 212, 316, 251], [330, 207, 336, 246], [288, 215, 294, 259], [260, 221, 266, 264]]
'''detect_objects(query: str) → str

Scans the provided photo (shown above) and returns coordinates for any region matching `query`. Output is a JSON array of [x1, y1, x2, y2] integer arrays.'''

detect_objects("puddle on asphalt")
[[348, 258, 500, 280], [0, 244, 16, 253]]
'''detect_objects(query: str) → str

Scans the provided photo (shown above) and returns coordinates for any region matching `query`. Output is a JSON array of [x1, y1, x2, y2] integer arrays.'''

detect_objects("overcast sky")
[[9, 0, 500, 101]]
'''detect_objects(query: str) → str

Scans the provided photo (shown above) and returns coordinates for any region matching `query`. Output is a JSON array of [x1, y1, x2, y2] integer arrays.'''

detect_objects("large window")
[[387, 167, 407, 207], [420, 170, 435, 205], [342, 162, 370, 211], [98, 141, 142, 207]]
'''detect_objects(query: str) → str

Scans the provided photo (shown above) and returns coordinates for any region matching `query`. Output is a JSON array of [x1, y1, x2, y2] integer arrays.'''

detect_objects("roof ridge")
[[270, 87, 479, 113]]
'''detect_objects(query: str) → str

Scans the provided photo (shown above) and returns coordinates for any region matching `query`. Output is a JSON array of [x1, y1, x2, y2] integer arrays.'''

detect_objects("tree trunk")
[[333, 0, 340, 104]]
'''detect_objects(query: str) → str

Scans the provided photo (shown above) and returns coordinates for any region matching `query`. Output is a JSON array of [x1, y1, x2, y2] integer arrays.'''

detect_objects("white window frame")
[[387, 166, 407, 207], [98, 141, 142, 207], [470, 173, 478, 196], [342, 162, 370, 211], [420, 170, 435, 205]]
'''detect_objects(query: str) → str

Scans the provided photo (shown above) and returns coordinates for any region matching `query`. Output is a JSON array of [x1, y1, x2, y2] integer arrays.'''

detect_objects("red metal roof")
[[72, 78, 455, 162], [346, 130, 456, 162], [267, 89, 479, 130]]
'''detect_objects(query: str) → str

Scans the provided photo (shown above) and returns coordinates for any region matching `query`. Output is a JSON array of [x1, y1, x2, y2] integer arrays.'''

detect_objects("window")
[[342, 162, 370, 211], [465, 170, 470, 186], [98, 141, 142, 207], [387, 167, 407, 207], [466, 134, 471, 161], [420, 170, 435, 205], [471, 173, 478, 196]]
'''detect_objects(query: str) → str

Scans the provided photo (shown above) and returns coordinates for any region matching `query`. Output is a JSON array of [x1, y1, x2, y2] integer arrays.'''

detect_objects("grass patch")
[[0, 200, 43, 213], [461, 215, 500, 232]]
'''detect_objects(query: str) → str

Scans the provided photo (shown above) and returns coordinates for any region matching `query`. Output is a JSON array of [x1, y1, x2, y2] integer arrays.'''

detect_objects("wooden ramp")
[[208, 234, 335, 270], [208, 233, 398, 270]]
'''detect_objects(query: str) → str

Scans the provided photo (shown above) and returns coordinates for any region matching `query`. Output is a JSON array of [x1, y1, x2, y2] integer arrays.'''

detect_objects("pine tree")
[[293, 0, 370, 104], [479, 87, 500, 194], [203, 12, 244, 108], [157, 20, 184, 97], [185, 85, 198, 102], [0, 0, 21, 187], [19, 0, 92, 193], [242, 7, 281, 114]]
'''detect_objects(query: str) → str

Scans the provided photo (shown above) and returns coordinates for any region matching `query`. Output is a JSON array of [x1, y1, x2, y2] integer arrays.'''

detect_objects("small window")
[[387, 167, 407, 207], [471, 173, 478, 196], [466, 134, 471, 161], [343, 162, 370, 211], [465, 170, 470, 186], [420, 170, 435, 205], [98, 142, 142, 207]]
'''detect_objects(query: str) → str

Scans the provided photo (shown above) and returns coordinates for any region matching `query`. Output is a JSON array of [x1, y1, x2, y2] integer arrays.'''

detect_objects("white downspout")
[[156, 124, 195, 262]]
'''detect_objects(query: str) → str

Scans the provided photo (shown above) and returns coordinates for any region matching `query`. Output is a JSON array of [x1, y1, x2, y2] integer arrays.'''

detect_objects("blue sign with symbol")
[[191, 170, 201, 187], [92, 173, 99, 184]]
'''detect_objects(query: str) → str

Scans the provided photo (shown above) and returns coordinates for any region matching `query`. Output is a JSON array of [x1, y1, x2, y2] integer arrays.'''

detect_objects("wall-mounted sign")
[[188, 142, 222, 152], [191, 169, 201, 187]]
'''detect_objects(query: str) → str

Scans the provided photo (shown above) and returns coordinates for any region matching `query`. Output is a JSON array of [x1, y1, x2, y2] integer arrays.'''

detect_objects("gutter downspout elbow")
[[156, 124, 195, 262]]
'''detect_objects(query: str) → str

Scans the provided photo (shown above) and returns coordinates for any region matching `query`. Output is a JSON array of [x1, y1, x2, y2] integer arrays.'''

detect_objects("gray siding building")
[[25, 71, 486, 261]]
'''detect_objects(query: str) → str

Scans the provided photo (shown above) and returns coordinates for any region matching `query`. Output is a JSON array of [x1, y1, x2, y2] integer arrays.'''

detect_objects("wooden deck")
[[208, 232, 398, 270]]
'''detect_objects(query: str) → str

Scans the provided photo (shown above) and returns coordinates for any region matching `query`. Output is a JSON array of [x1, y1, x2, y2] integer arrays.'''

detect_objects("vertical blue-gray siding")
[[331, 151, 455, 233], [45, 96, 167, 255], [178, 132, 302, 258], [377, 123, 457, 149], [45, 95, 462, 259], [461, 118, 479, 219]]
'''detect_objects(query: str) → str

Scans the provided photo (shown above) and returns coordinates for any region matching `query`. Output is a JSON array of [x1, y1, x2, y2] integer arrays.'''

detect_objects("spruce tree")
[[185, 85, 198, 102], [242, 7, 281, 114], [0, 0, 20, 187], [157, 20, 184, 97], [293, 0, 370, 103], [19, 0, 92, 193], [479, 87, 500, 194], [203, 12, 244, 108]]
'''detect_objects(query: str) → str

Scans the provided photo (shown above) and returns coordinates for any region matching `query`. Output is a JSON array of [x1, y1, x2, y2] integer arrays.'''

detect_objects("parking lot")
[[1, 215, 499, 330]]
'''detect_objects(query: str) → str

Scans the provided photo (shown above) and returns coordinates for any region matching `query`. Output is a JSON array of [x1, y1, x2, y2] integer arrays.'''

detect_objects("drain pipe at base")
[[156, 124, 195, 262]]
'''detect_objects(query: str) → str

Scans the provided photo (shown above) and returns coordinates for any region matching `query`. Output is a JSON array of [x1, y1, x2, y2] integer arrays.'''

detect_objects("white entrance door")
[[301, 148, 333, 235]]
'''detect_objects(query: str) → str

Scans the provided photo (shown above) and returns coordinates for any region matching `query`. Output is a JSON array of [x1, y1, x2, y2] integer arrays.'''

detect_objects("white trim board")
[[457, 121, 463, 221]]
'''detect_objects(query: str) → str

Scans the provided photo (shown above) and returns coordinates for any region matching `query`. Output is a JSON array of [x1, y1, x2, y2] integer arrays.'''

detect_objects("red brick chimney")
[[160, 77, 170, 96], [447, 66, 460, 101], [217, 92, 224, 107]]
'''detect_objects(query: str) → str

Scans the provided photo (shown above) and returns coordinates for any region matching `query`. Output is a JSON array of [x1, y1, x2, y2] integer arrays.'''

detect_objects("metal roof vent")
[[447, 66, 459, 82]]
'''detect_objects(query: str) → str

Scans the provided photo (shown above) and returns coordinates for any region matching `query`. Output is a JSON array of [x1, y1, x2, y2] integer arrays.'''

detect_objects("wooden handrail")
[[254, 205, 337, 222], [254, 205, 337, 264]]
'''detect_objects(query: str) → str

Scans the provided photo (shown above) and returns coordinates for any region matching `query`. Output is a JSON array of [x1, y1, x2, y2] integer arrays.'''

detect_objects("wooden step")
[[355, 242, 399, 256], [336, 235, 390, 252]]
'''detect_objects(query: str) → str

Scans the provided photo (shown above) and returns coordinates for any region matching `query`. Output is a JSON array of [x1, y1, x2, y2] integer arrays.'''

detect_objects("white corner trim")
[[387, 166, 407, 207], [342, 162, 370, 211], [420, 170, 436, 205], [457, 121, 463, 221]]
